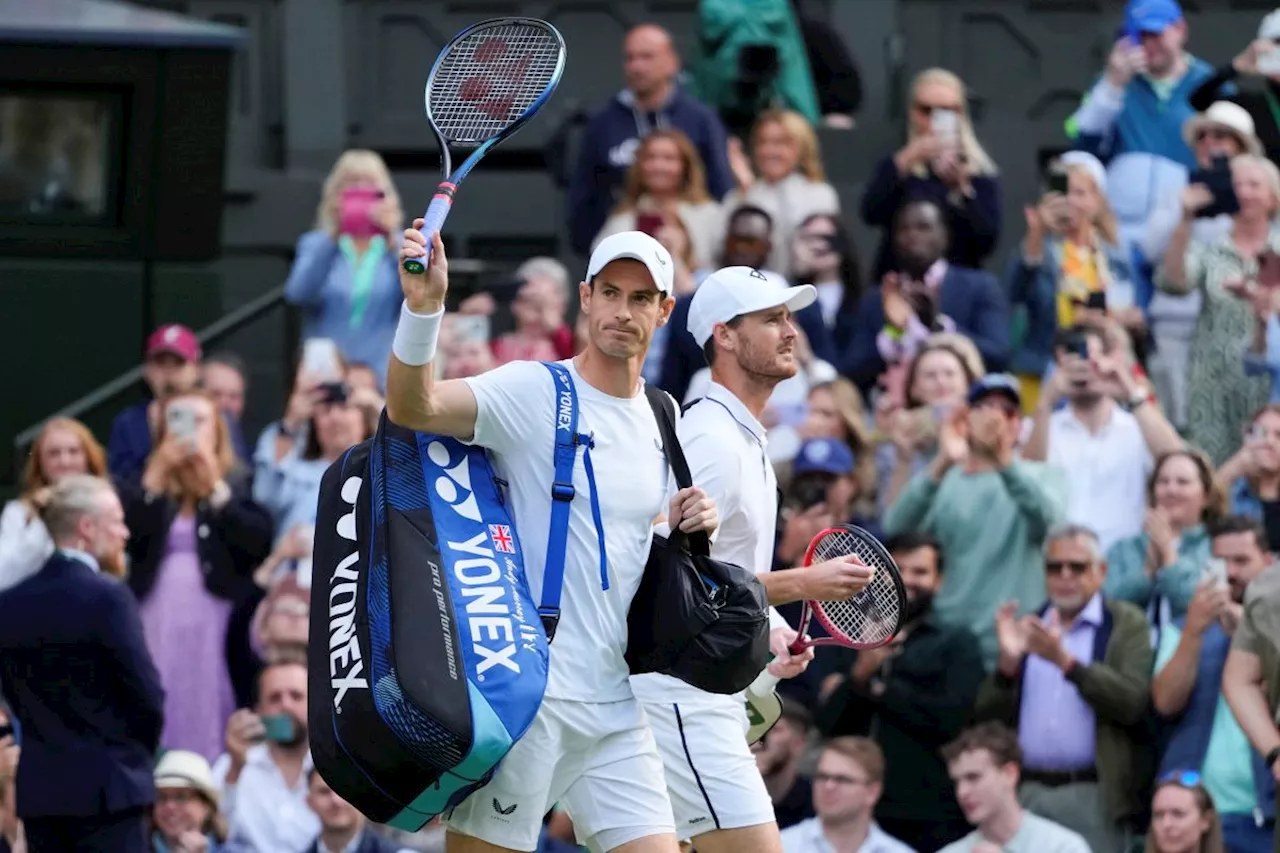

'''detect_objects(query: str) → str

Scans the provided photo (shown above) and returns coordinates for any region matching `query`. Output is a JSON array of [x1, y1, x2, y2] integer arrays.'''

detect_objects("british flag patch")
[[489, 524, 515, 554]]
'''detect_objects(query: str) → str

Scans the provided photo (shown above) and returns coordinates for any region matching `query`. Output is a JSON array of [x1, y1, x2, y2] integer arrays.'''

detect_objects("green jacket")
[[974, 596, 1155, 825]]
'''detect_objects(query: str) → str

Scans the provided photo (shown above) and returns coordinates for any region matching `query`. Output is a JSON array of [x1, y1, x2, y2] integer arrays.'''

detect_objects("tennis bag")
[[308, 410, 550, 831]]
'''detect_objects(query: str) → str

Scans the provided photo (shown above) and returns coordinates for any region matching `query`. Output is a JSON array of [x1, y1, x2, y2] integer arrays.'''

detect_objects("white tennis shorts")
[[446, 696, 675, 852], [641, 698, 777, 841]]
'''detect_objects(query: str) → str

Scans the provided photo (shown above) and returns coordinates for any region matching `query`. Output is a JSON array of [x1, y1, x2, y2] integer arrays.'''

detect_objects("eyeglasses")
[[914, 102, 962, 116], [813, 773, 870, 787], [1045, 560, 1091, 577], [1158, 769, 1202, 788]]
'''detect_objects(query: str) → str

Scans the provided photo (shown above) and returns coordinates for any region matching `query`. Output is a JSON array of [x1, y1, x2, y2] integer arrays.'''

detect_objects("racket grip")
[[403, 185, 455, 275], [748, 668, 782, 698]]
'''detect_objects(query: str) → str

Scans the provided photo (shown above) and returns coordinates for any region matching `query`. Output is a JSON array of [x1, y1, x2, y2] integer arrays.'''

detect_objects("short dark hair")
[[778, 693, 813, 732], [701, 315, 745, 367], [884, 530, 945, 574], [1208, 515, 1270, 551], [204, 350, 247, 379], [892, 198, 946, 231], [727, 204, 773, 232], [941, 721, 1022, 769]]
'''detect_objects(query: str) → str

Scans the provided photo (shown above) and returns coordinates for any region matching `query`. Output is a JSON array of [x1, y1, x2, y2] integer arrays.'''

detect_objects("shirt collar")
[[706, 381, 767, 442], [58, 548, 99, 573], [1073, 592, 1105, 628]]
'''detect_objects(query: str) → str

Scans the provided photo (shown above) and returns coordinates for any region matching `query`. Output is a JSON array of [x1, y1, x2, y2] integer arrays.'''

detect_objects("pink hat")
[[145, 324, 201, 362]]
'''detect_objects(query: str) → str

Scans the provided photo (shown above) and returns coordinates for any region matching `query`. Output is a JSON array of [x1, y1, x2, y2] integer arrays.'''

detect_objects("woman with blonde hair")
[[1145, 772, 1225, 853], [1158, 153, 1280, 464], [722, 108, 840, 274], [593, 129, 723, 269], [0, 417, 107, 593], [1006, 151, 1139, 410], [119, 389, 274, 761], [284, 148, 406, 388], [861, 68, 1002, 278]]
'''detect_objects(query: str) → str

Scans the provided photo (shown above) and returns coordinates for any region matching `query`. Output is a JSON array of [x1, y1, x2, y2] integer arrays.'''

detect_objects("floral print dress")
[[1158, 227, 1279, 465]]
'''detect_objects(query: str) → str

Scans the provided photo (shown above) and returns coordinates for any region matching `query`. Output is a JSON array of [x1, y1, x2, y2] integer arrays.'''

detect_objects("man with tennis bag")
[[308, 221, 776, 853]]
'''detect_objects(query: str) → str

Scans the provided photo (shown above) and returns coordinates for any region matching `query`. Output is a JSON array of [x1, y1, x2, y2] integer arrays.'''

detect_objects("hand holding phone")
[[338, 186, 385, 238], [635, 212, 664, 236], [166, 402, 198, 449], [1204, 557, 1229, 590], [302, 338, 343, 382]]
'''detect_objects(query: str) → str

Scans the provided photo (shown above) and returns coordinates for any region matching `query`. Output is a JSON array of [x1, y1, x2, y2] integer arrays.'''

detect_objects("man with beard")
[[1159, 516, 1278, 853], [1021, 323, 1183, 550], [0, 475, 164, 853], [975, 524, 1152, 853], [213, 658, 319, 852], [842, 199, 1009, 393], [814, 531, 984, 853], [632, 265, 873, 853], [658, 206, 834, 402]]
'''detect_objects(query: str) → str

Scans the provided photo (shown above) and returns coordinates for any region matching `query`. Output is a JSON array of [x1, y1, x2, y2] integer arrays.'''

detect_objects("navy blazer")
[[657, 293, 835, 404], [303, 828, 407, 853], [838, 264, 1011, 393], [0, 553, 164, 819]]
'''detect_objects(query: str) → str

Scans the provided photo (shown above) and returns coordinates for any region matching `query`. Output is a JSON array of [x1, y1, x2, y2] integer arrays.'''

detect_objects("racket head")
[[802, 524, 908, 649], [424, 18, 566, 152]]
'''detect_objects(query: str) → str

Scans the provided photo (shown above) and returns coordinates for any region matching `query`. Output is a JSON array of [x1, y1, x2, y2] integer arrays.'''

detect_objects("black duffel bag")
[[625, 386, 771, 695]]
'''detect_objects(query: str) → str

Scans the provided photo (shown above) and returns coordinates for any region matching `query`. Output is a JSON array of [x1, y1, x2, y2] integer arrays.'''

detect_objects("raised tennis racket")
[[402, 18, 566, 274], [748, 524, 907, 700]]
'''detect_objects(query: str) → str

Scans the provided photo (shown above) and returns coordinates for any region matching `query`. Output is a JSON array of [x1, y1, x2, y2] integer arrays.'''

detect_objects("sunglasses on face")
[[914, 102, 962, 116], [1045, 560, 1091, 577]]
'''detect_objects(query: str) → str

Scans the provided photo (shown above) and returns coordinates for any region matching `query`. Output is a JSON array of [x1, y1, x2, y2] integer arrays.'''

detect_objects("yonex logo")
[[444, 531, 521, 678], [328, 475, 369, 710], [427, 440, 482, 521]]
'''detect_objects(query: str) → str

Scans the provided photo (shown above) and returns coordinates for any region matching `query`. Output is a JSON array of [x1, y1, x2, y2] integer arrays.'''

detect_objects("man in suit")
[[0, 474, 164, 852], [841, 199, 1010, 392]]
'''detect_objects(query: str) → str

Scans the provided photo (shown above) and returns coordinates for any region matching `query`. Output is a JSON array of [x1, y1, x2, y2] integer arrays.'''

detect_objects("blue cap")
[[1124, 0, 1182, 35], [792, 438, 855, 477], [968, 373, 1023, 408]]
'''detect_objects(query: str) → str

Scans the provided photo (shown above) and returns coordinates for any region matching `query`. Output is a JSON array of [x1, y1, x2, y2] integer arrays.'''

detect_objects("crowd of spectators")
[[3, 1, 1280, 852]]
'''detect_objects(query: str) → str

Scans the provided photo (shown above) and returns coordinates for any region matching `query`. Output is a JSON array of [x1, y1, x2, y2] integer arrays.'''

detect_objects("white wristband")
[[392, 302, 444, 366]]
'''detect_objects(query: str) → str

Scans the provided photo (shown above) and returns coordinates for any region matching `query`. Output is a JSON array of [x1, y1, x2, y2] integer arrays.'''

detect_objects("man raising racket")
[[630, 267, 874, 853], [387, 223, 717, 853]]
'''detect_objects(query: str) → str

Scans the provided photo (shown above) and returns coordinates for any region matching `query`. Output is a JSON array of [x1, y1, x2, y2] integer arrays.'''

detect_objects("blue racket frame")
[[404, 17, 567, 274]]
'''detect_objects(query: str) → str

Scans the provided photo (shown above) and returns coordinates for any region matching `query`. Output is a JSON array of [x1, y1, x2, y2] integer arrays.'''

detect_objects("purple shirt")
[[1017, 593, 1103, 771], [875, 259, 956, 363]]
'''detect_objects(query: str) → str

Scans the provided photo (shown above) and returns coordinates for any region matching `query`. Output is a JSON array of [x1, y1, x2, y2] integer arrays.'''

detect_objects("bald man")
[[567, 24, 734, 256]]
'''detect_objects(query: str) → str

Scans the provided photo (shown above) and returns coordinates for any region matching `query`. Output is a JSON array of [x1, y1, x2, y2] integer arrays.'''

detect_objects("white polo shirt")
[[631, 381, 787, 708], [1046, 403, 1152, 552], [781, 817, 917, 853]]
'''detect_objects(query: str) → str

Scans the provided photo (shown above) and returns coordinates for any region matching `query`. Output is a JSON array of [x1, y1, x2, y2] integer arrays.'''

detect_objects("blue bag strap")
[[539, 362, 609, 642]]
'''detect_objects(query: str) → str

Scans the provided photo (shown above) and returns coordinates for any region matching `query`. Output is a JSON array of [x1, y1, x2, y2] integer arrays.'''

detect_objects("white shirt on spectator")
[[781, 817, 916, 853], [211, 744, 319, 853], [0, 499, 53, 593], [1047, 404, 1152, 551], [938, 811, 1090, 853]]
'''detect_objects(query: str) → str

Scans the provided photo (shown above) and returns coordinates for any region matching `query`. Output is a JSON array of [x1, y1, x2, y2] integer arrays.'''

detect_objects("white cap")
[[1260, 9, 1280, 40], [586, 231, 674, 295], [686, 266, 817, 347]]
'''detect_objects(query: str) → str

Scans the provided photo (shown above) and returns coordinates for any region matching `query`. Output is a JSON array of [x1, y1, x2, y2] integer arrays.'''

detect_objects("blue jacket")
[[567, 88, 735, 255], [657, 292, 834, 404], [859, 155, 1003, 278], [302, 828, 408, 853], [1158, 618, 1277, 820], [0, 553, 164, 819], [108, 401, 251, 486], [284, 230, 404, 387], [839, 265, 1011, 392], [1004, 237, 1137, 377]]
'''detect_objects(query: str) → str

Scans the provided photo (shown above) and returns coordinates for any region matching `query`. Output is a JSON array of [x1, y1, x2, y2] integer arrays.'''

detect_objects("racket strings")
[[810, 531, 902, 644], [430, 22, 561, 144]]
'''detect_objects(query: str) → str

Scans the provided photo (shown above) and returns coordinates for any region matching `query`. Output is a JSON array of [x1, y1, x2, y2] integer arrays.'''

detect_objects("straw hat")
[[1183, 102, 1263, 155], [154, 749, 220, 807]]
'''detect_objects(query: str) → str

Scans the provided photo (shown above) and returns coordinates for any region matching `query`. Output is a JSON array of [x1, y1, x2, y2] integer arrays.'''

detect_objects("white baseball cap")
[[586, 231, 675, 295], [686, 266, 817, 347]]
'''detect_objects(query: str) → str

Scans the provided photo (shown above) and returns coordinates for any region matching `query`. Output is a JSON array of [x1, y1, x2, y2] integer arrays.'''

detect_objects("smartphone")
[[1064, 333, 1089, 360], [1047, 170, 1069, 195], [452, 315, 490, 345], [338, 186, 384, 237], [1085, 290, 1108, 312], [166, 402, 197, 446], [261, 713, 296, 743], [302, 337, 343, 382], [930, 108, 959, 141], [1204, 557, 1229, 590], [636, 213, 664, 236], [1188, 155, 1240, 219]]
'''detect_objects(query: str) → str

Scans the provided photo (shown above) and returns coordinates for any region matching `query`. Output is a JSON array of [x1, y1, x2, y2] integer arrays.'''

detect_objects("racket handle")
[[403, 184, 456, 275], [748, 668, 782, 698]]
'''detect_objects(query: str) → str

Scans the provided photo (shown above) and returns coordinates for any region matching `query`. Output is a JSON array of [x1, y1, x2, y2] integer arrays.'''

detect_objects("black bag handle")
[[644, 385, 711, 558]]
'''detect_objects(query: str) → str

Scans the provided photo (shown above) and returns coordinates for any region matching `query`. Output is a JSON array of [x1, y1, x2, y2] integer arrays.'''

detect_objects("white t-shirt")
[[1047, 404, 1152, 552], [632, 381, 788, 709], [464, 359, 671, 703]]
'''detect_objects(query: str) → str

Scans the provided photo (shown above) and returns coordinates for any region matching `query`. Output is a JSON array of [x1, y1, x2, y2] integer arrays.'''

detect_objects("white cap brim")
[[690, 282, 818, 346], [587, 231, 675, 295]]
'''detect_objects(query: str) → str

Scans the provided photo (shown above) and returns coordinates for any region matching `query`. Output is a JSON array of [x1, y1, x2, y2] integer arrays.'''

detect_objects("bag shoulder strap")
[[643, 384, 710, 557], [539, 362, 609, 641]]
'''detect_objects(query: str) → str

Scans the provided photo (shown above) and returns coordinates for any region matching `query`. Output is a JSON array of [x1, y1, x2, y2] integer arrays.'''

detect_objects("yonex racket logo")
[[457, 35, 532, 121], [427, 440, 482, 521], [328, 475, 369, 710]]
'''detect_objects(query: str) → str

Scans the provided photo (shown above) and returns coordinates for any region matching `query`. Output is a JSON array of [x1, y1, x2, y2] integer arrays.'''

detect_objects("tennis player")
[[387, 222, 716, 853], [630, 266, 874, 853]]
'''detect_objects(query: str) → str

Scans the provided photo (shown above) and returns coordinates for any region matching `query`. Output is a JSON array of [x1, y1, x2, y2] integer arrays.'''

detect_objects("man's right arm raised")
[[385, 219, 480, 439]]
